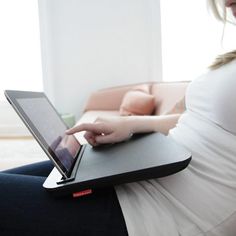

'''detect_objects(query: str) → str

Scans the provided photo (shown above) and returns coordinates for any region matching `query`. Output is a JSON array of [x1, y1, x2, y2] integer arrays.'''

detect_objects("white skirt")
[[116, 112, 236, 236]]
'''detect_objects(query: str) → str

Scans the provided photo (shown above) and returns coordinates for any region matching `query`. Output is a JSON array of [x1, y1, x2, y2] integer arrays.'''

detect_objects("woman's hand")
[[66, 114, 181, 146], [66, 117, 133, 146]]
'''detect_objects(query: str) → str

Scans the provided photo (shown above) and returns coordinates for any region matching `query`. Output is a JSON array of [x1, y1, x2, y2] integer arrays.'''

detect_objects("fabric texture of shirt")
[[115, 59, 236, 236]]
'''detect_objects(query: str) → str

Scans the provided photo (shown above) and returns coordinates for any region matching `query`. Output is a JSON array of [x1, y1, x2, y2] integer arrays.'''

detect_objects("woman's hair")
[[209, 50, 236, 70], [208, 0, 226, 21], [208, 0, 236, 70]]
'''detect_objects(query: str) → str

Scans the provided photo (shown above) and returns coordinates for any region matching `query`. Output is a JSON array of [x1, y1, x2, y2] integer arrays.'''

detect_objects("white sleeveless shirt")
[[115, 59, 236, 236]]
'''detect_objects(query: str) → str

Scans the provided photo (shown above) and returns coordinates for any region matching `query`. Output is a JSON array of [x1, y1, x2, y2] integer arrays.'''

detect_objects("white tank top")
[[116, 59, 236, 236], [186, 59, 236, 135]]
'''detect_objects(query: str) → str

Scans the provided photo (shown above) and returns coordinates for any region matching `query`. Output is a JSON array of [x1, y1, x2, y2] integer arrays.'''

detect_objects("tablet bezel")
[[4, 90, 80, 179]]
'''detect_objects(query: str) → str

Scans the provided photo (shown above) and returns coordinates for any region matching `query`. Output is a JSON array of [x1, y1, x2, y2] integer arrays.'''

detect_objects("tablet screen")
[[16, 97, 80, 176]]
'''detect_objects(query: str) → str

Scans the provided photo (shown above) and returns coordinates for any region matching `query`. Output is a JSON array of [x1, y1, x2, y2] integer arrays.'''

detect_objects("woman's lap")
[[2, 160, 54, 177], [0, 161, 127, 235]]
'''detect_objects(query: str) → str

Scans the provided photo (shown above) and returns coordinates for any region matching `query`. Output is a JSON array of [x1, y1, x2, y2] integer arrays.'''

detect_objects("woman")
[[1, 0, 236, 235]]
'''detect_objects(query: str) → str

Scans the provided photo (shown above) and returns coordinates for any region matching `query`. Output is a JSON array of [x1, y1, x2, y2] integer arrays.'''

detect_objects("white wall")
[[0, 0, 43, 100], [38, 0, 162, 118], [161, 1, 236, 82], [0, 101, 31, 137]]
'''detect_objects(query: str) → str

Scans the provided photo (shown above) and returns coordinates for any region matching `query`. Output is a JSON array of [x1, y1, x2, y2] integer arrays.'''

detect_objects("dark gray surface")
[[75, 133, 191, 182]]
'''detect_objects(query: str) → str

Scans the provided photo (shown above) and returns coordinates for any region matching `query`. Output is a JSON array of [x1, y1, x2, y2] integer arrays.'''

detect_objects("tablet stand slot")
[[57, 176, 75, 185]]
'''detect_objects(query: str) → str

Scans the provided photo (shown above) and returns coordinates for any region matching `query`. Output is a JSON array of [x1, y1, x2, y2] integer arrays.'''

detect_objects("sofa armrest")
[[151, 81, 189, 115], [83, 82, 154, 112]]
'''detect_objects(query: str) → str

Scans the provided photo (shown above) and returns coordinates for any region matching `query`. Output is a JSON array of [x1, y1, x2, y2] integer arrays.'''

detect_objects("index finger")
[[66, 123, 105, 135]]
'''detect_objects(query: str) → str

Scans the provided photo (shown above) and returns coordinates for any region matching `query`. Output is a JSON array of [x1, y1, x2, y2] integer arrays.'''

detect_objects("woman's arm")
[[126, 114, 181, 135], [66, 114, 181, 146]]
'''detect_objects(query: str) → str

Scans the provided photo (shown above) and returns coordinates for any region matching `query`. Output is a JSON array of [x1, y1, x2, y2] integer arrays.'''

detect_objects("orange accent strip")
[[73, 189, 93, 198]]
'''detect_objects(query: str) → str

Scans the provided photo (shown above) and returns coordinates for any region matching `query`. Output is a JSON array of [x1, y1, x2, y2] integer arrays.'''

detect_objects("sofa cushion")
[[119, 85, 156, 116]]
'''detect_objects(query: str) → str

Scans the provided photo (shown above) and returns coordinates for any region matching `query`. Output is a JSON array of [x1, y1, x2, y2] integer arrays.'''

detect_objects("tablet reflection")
[[50, 134, 81, 171]]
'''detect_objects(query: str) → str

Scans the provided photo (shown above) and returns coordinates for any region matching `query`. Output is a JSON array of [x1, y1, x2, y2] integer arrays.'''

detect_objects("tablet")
[[5, 90, 81, 178]]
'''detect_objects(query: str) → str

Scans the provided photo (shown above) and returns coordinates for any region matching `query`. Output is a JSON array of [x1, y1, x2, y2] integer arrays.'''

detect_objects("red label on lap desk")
[[73, 189, 93, 198]]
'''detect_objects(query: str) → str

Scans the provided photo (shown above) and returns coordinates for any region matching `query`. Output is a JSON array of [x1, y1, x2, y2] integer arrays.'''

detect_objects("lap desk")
[[5, 90, 191, 197]]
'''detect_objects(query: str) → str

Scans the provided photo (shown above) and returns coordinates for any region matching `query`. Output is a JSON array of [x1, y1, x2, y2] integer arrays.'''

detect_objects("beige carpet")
[[0, 138, 47, 171]]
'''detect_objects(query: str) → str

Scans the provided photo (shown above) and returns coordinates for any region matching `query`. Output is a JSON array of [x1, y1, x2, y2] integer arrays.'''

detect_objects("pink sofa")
[[77, 81, 189, 135]]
